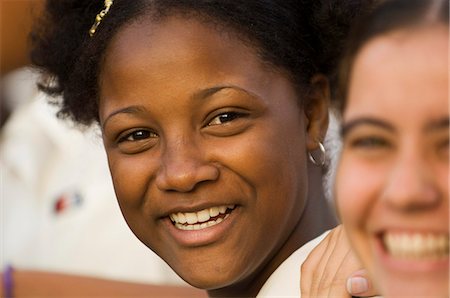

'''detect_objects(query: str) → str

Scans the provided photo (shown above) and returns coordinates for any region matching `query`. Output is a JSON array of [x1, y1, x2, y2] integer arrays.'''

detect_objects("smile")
[[169, 205, 236, 231], [383, 232, 449, 260]]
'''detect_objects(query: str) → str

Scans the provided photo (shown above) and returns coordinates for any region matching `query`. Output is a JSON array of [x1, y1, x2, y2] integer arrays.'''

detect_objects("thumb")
[[346, 269, 379, 297]]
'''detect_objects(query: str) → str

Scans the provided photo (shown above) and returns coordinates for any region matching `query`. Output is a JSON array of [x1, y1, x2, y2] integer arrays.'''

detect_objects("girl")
[[335, 0, 449, 296], [30, 0, 371, 296]]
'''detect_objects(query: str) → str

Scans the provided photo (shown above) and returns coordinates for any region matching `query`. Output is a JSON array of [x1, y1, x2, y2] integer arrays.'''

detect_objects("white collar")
[[257, 231, 330, 297]]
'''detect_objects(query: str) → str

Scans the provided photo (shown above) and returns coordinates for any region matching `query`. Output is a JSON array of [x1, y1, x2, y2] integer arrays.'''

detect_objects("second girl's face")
[[336, 26, 449, 297], [98, 16, 311, 290]]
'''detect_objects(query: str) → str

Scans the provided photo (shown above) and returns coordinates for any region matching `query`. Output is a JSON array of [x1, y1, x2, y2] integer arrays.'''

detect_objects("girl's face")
[[98, 15, 318, 292], [336, 26, 449, 297]]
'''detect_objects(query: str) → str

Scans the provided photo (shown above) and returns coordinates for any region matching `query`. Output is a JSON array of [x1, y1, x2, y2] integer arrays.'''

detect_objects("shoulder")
[[257, 230, 331, 297]]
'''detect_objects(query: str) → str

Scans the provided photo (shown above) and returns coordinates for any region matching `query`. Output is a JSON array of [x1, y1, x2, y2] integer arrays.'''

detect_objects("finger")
[[346, 269, 379, 297], [323, 248, 361, 297], [300, 230, 331, 298], [310, 227, 340, 296], [316, 226, 353, 297]]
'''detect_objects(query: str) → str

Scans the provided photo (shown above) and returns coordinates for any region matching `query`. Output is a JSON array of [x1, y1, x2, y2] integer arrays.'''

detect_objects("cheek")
[[437, 163, 449, 199], [212, 118, 308, 234], [107, 151, 156, 211], [334, 156, 379, 272], [335, 155, 382, 245], [246, 124, 309, 233]]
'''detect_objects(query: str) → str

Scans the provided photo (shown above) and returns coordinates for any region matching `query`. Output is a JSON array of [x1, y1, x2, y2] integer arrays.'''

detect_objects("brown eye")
[[119, 130, 157, 142], [116, 129, 159, 154], [208, 112, 245, 126]]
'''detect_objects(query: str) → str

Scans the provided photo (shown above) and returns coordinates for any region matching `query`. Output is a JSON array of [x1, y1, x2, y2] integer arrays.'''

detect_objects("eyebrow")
[[341, 116, 450, 137], [102, 105, 147, 129], [341, 117, 395, 137], [192, 85, 260, 101], [101, 85, 259, 129], [424, 117, 449, 132]]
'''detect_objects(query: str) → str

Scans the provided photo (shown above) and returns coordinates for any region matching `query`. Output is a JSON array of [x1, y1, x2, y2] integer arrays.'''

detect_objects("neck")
[[207, 165, 337, 297]]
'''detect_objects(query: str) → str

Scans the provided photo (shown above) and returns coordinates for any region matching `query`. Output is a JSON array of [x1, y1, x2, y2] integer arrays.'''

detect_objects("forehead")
[[101, 14, 268, 80], [345, 25, 449, 123], [98, 14, 297, 119]]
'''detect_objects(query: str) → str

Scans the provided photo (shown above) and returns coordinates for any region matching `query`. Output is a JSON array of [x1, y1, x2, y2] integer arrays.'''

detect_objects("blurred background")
[[1, 0, 41, 76], [1, 0, 43, 126]]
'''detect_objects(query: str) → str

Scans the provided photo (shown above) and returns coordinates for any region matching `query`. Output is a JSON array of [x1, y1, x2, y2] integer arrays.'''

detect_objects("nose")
[[155, 136, 219, 192], [381, 150, 441, 211]]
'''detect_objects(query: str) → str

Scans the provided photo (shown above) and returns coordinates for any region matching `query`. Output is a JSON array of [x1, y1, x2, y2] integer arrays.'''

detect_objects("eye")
[[208, 112, 246, 126], [118, 129, 157, 143], [115, 129, 159, 154]]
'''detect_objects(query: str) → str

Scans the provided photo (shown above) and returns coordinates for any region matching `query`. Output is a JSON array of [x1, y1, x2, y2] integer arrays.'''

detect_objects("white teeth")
[[172, 213, 178, 222], [383, 232, 449, 259], [174, 214, 231, 231], [209, 207, 220, 217], [185, 212, 198, 224], [197, 209, 210, 222], [170, 205, 235, 231], [177, 213, 187, 224]]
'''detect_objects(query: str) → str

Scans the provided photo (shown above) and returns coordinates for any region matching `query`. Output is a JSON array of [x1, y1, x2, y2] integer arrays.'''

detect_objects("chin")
[[383, 281, 449, 298], [377, 268, 449, 298], [169, 259, 245, 291], [180, 273, 232, 290]]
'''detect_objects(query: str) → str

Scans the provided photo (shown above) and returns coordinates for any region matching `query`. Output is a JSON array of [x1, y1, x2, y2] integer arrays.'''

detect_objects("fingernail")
[[347, 276, 368, 294]]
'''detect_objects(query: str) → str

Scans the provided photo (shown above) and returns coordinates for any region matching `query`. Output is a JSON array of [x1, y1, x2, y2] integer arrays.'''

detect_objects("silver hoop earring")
[[308, 142, 326, 167]]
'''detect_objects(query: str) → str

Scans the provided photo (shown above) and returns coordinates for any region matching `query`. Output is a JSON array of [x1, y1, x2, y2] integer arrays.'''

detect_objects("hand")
[[300, 225, 379, 297]]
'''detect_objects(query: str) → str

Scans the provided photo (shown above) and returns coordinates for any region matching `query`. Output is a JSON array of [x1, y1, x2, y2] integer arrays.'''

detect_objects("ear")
[[305, 74, 330, 151]]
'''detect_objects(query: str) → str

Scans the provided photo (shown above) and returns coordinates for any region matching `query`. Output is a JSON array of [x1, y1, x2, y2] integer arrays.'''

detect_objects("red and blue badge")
[[53, 192, 83, 214]]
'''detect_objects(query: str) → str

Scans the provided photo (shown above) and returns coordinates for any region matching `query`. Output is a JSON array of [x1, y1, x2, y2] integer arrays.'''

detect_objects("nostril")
[[382, 178, 441, 211], [155, 162, 219, 192]]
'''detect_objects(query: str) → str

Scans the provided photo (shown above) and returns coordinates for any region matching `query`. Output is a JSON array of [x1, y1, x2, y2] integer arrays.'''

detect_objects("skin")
[[301, 225, 375, 297], [98, 15, 335, 297], [336, 25, 449, 297]]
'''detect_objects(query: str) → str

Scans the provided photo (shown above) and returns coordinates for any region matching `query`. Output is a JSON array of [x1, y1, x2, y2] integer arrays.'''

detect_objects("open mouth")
[[169, 205, 236, 231], [382, 232, 449, 260]]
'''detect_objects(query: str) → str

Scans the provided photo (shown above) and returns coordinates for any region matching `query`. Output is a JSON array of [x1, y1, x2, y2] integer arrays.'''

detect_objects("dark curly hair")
[[336, 0, 449, 112], [30, 0, 372, 126]]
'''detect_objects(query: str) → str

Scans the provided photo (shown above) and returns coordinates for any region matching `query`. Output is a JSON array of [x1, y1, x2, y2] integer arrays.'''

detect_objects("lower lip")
[[375, 236, 449, 273], [163, 208, 239, 247]]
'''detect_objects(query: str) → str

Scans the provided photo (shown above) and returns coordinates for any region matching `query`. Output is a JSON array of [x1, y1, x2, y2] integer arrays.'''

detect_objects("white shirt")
[[257, 231, 329, 297]]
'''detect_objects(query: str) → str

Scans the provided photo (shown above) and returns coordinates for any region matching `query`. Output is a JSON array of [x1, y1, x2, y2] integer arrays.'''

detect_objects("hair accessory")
[[89, 0, 114, 37], [308, 141, 327, 167], [2, 265, 14, 298]]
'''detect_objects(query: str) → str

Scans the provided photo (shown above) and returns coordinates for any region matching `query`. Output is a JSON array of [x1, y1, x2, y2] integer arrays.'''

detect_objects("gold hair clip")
[[89, 0, 114, 37]]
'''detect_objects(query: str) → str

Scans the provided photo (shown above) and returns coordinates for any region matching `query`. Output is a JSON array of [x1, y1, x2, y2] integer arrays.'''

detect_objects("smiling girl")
[[30, 0, 371, 296], [335, 0, 449, 296]]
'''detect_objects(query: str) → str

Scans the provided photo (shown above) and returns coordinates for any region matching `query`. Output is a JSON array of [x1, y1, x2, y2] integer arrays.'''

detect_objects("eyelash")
[[207, 111, 248, 126], [115, 111, 248, 144], [118, 129, 157, 143]]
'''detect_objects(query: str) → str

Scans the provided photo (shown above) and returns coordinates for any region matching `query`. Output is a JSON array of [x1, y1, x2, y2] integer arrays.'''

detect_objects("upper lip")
[[370, 218, 449, 235]]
